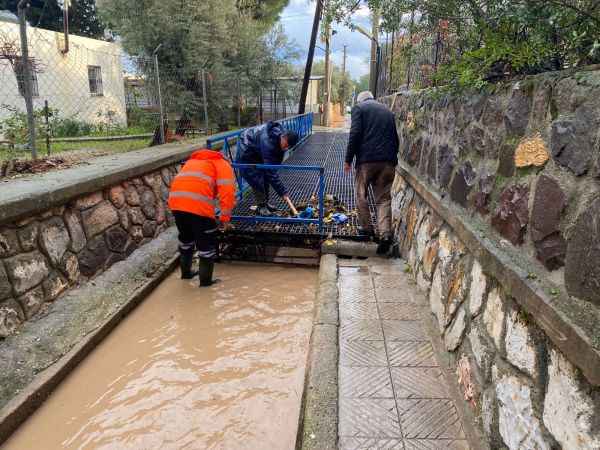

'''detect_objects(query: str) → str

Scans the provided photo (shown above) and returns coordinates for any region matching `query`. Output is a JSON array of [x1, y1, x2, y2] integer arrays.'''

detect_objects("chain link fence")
[[376, 20, 453, 96], [0, 13, 304, 166]]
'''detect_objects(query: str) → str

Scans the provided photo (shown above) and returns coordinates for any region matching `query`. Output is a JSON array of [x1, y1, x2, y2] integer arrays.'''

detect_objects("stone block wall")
[[388, 69, 600, 450], [391, 69, 600, 307], [393, 176, 600, 450], [0, 166, 180, 338]]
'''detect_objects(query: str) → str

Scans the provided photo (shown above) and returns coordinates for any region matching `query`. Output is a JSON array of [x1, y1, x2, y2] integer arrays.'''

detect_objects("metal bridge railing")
[[205, 113, 322, 232], [205, 112, 313, 161]]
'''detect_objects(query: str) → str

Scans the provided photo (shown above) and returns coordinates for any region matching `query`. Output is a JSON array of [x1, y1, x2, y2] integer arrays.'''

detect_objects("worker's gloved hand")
[[298, 206, 314, 219], [220, 222, 234, 232], [283, 195, 299, 217]]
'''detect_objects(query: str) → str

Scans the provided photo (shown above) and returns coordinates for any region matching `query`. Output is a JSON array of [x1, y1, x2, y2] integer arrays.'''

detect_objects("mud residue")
[[3, 263, 316, 450]]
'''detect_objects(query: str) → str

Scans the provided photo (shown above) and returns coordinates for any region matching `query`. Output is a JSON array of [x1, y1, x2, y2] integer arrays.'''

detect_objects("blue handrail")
[[204, 113, 321, 232], [206, 113, 314, 200]]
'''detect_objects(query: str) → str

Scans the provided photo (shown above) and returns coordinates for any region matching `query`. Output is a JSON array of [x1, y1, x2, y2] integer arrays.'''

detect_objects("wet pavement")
[[3, 262, 316, 450], [337, 259, 470, 450]]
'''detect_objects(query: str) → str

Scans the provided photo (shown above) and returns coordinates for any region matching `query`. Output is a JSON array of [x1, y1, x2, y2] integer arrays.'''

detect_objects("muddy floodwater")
[[4, 263, 316, 450]]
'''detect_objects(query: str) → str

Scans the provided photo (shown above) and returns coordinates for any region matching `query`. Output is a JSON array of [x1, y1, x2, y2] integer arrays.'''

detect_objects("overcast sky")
[[279, 0, 373, 80]]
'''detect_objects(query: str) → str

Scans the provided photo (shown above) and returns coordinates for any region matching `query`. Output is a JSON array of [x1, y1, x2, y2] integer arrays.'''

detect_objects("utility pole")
[[201, 69, 209, 134], [323, 22, 332, 127], [406, 9, 415, 89], [18, 0, 37, 159], [61, 0, 70, 54], [298, 0, 323, 114], [341, 44, 347, 111], [369, 8, 380, 95], [153, 44, 165, 145], [389, 31, 395, 91]]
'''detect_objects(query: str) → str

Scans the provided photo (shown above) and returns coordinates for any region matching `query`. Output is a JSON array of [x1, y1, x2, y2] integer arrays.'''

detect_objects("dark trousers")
[[173, 211, 218, 259], [240, 168, 269, 205], [355, 162, 396, 237]]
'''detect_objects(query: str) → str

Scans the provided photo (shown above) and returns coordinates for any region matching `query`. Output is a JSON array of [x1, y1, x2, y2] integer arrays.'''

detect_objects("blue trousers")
[[240, 168, 270, 204]]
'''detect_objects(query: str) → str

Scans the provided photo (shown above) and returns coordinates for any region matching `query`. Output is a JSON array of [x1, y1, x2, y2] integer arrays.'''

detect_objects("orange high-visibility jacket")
[[168, 149, 236, 222]]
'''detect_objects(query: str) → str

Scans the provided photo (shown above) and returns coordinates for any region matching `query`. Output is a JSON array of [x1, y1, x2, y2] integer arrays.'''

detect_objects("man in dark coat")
[[345, 91, 399, 254], [237, 121, 299, 216]]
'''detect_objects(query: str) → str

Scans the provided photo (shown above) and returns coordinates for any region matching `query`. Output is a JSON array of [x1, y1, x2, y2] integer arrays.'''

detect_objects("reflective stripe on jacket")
[[168, 149, 236, 222]]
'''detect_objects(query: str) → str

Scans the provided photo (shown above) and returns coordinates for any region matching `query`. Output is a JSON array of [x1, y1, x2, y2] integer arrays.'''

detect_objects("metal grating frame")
[[230, 131, 377, 239]]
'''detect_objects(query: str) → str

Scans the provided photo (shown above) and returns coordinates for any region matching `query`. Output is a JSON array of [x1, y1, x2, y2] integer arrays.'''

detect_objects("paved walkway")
[[337, 258, 470, 450]]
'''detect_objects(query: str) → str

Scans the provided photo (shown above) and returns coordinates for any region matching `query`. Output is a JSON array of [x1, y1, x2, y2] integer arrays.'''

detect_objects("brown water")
[[3, 263, 316, 450]]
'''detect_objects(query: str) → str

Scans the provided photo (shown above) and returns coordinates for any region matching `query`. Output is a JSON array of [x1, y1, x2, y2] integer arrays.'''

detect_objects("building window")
[[14, 58, 39, 97], [88, 65, 103, 96]]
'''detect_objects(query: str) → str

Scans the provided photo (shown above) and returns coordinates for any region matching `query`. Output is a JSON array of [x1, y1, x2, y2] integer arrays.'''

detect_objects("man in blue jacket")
[[237, 121, 299, 216]]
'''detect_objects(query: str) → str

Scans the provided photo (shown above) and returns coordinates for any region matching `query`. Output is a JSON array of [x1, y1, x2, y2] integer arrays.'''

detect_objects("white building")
[[0, 17, 127, 130]]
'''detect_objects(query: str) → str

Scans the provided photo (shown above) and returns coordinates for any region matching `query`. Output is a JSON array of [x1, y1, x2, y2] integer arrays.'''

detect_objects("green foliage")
[[0, 105, 151, 144], [325, 0, 600, 91], [312, 60, 355, 104], [0, 0, 105, 38], [355, 73, 370, 93], [98, 0, 297, 130]]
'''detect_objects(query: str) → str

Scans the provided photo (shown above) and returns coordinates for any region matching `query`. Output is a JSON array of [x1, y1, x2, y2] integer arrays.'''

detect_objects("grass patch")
[[0, 138, 154, 162]]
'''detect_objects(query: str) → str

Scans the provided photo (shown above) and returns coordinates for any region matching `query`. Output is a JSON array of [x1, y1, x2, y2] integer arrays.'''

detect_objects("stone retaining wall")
[[0, 167, 181, 338], [387, 68, 600, 307], [387, 70, 600, 450], [0, 143, 204, 338], [393, 173, 600, 450]]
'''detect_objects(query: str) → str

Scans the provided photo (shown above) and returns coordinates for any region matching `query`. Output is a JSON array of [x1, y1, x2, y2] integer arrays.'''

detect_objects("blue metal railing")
[[205, 113, 323, 232], [206, 112, 313, 163]]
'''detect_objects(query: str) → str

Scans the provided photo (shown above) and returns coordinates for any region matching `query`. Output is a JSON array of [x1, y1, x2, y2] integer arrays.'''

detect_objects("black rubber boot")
[[358, 227, 376, 241], [256, 205, 273, 217], [199, 258, 216, 287], [180, 248, 198, 279], [376, 233, 394, 256], [266, 203, 279, 213]]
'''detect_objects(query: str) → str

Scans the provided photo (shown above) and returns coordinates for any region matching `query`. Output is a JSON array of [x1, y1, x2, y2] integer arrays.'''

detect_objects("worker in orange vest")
[[168, 149, 236, 287]]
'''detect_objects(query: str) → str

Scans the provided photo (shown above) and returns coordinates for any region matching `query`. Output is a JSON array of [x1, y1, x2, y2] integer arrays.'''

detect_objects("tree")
[[355, 73, 370, 93], [0, 0, 63, 31], [0, 0, 105, 38], [98, 0, 298, 130], [69, 0, 104, 38], [321, 0, 600, 90], [312, 60, 354, 104]]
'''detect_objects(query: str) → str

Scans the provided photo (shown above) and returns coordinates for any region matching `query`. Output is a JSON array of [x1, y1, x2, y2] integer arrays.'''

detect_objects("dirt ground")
[[0, 137, 201, 181]]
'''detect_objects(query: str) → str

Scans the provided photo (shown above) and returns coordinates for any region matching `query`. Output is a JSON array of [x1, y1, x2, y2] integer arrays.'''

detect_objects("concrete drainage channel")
[[0, 236, 335, 448], [0, 230, 180, 444], [0, 228, 376, 448], [0, 232, 483, 449]]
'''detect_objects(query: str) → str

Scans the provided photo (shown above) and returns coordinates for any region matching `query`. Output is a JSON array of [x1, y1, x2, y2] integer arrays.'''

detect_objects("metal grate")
[[230, 131, 377, 239]]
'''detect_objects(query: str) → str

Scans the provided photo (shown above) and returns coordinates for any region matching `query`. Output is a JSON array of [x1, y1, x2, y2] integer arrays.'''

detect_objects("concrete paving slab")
[[339, 366, 394, 399], [404, 439, 470, 450], [339, 437, 405, 450], [339, 340, 388, 367], [390, 367, 451, 399], [378, 303, 428, 320], [386, 341, 438, 368], [339, 286, 377, 303], [340, 319, 385, 341], [336, 257, 475, 450], [382, 320, 428, 341], [339, 302, 379, 320], [376, 288, 423, 304], [396, 399, 465, 440], [339, 398, 402, 438]]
